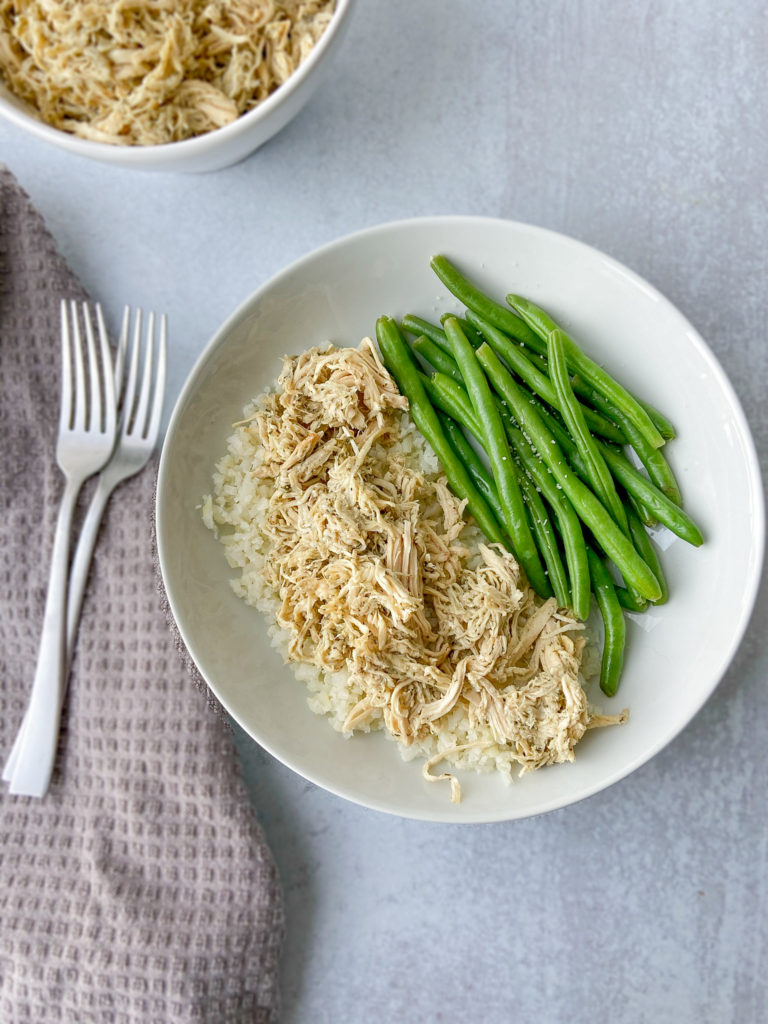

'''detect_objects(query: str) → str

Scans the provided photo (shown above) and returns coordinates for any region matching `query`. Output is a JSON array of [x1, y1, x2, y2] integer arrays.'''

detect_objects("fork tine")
[[114, 306, 130, 400], [122, 308, 142, 436], [133, 311, 155, 437], [59, 300, 73, 432], [94, 304, 116, 437], [69, 301, 87, 432], [145, 314, 167, 444], [82, 303, 102, 433]]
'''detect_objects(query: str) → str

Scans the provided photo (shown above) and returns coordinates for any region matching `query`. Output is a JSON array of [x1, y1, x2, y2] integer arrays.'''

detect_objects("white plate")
[[157, 217, 764, 823]]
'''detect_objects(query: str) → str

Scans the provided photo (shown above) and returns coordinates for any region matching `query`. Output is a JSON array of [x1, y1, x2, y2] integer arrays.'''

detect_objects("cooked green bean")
[[507, 393, 646, 610], [421, 371, 484, 441], [466, 311, 626, 444], [444, 316, 551, 597], [441, 409, 569, 606], [376, 317, 507, 548], [476, 342, 662, 602], [517, 471, 571, 609], [427, 368, 590, 619], [429, 251, 676, 458], [572, 375, 682, 506], [401, 314, 452, 355], [519, 394, 648, 620], [427, 368, 594, 622], [598, 442, 703, 546], [615, 586, 649, 612], [625, 491, 658, 529], [526, 338, 674, 443], [507, 423, 591, 621], [437, 411, 509, 543], [517, 385, 576, 452], [416, 324, 623, 445], [429, 254, 666, 452], [442, 391, 572, 608], [548, 329, 628, 532], [586, 547, 626, 697], [433, 379, 573, 608], [506, 293, 666, 451], [526, 388, 701, 546], [638, 397, 676, 442], [430, 254, 541, 346], [412, 335, 465, 384], [627, 506, 669, 604], [439, 313, 484, 349]]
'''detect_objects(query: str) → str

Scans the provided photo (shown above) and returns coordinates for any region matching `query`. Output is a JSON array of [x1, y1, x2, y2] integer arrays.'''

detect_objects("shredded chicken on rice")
[[205, 339, 625, 801], [0, 0, 335, 144]]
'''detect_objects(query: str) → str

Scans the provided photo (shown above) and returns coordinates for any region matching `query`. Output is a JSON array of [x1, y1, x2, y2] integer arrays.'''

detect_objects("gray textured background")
[[2, 1, 766, 1021]]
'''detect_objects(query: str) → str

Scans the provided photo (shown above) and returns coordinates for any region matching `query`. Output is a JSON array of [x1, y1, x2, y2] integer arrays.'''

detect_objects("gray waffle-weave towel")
[[0, 167, 284, 1024]]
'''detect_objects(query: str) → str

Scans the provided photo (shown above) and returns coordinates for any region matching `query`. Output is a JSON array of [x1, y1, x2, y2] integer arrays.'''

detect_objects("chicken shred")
[[207, 339, 626, 800]]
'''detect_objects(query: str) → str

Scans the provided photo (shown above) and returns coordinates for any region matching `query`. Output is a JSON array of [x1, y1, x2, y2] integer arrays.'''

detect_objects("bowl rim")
[[157, 214, 766, 823], [0, 0, 354, 160]]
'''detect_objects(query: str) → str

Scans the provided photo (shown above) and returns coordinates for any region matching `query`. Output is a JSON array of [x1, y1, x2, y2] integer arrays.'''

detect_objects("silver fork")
[[4, 308, 167, 794], [6, 301, 116, 797]]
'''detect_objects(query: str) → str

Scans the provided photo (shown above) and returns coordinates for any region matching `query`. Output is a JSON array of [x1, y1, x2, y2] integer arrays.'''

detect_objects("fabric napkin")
[[0, 168, 284, 1024]]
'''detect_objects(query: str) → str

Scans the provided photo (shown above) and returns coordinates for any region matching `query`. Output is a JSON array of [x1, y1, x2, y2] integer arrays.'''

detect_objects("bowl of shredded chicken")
[[0, 0, 353, 171], [201, 338, 625, 804]]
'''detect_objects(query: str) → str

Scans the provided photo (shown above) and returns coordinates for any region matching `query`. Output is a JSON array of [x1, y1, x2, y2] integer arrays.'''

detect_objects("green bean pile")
[[375, 255, 704, 697]]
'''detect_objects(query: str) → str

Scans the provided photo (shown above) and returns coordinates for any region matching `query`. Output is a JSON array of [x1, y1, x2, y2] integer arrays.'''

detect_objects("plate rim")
[[157, 214, 766, 823]]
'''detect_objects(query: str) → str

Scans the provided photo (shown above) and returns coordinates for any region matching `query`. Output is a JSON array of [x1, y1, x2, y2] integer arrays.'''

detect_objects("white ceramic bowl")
[[0, 0, 354, 173], [157, 216, 764, 822]]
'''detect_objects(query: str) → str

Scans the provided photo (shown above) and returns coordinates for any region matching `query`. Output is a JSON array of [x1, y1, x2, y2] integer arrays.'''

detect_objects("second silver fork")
[[4, 307, 166, 792], [65, 307, 167, 654]]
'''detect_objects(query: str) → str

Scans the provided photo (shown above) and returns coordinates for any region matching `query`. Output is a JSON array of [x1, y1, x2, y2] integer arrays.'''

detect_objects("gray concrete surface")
[[2, 1, 766, 1020]]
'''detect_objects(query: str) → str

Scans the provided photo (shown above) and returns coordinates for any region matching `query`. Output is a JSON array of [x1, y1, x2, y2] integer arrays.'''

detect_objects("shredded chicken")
[[207, 339, 625, 800], [0, 0, 335, 145], [423, 742, 496, 804]]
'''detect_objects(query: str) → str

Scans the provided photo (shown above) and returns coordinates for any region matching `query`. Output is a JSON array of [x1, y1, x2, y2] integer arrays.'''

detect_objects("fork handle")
[[3, 475, 113, 784], [8, 477, 82, 797], [65, 473, 113, 655]]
